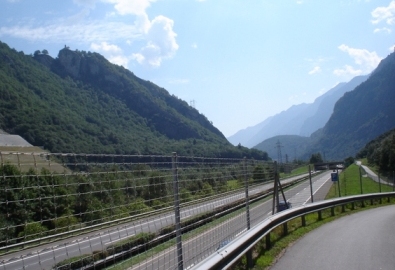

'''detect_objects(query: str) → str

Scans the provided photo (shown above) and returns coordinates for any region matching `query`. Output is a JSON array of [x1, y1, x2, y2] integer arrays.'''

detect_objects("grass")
[[280, 164, 310, 178], [327, 164, 394, 198], [230, 163, 395, 270]]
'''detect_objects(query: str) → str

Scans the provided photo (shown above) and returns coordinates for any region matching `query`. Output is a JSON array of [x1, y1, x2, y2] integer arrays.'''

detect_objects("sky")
[[0, 0, 394, 137]]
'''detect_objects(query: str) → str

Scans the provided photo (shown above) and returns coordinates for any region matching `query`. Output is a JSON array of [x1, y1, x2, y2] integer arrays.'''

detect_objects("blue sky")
[[1, 0, 394, 137]]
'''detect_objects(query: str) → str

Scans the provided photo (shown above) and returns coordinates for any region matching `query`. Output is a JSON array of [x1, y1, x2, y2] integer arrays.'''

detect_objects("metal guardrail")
[[192, 192, 395, 270]]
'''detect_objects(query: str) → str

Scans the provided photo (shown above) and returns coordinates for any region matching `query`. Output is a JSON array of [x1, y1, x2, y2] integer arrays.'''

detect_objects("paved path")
[[270, 205, 395, 270]]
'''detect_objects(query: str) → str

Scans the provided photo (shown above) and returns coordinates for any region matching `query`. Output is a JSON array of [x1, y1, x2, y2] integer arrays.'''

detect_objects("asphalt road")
[[0, 173, 310, 270], [130, 171, 334, 270], [271, 204, 395, 270]]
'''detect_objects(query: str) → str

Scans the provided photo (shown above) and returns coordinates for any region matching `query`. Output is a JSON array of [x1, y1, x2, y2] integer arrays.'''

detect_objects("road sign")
[[331, 172, 338, 182]]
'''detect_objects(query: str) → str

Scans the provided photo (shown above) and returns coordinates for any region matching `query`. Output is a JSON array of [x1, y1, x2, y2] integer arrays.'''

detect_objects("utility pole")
[[275, 140, 284, 164]]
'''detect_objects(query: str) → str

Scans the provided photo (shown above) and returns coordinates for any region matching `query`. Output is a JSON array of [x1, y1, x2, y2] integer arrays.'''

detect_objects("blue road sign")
[[331, 172, 338, 182]]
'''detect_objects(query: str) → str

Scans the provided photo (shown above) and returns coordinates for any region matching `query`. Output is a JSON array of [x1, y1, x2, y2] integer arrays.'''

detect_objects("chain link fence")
[[0, 151, 324, 270]]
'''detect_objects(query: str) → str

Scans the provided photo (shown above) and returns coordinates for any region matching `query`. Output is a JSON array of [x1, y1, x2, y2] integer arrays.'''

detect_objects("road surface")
[[271, 205, 395, 270]]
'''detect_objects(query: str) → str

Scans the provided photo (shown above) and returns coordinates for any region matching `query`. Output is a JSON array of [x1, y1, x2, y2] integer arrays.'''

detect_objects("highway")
[[129, 170, 334, 270], [0, 173, 310, 270], [271, 204, 395, 270]]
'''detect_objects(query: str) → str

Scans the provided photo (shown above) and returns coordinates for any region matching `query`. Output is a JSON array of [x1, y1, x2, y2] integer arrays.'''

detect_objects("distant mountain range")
[[228, 75, 369, 148], [253, 52, 395, 161]]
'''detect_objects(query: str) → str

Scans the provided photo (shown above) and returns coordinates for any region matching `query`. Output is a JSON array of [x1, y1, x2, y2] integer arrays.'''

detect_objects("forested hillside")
[[356, 128, 395, 175], [0, 41, 268, 159]]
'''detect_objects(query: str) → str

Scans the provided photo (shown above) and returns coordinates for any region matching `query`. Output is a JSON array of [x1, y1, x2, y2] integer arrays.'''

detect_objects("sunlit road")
[[271, 205, 395, 270]]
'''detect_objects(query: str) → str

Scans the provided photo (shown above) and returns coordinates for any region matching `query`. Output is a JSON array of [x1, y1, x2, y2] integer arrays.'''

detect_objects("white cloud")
[[337, 44, 381, 72], [371, 1, 395, 25], [108, 55, 129, 67], [91, 42, 122, 53], [0, 0, 178, 68], [0, 21, 141, 43], [373, 27, 391, 34], [191, 43, 197, 49], [308, 66, 321, 75], [131, 15, 178, 67], [102, 0, 179, 67], [333, 65, 363, 77], [102, 0, 156, 16], [90, 42, 129, 67]]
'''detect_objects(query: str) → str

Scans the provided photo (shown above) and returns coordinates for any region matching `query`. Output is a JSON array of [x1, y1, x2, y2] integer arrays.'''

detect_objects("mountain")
[[228, 75, 368, 148], [299, 75, 369, 136], [304, 52, 395, 160], [0, 41, 268, 159], [254, 135, 311, 162]]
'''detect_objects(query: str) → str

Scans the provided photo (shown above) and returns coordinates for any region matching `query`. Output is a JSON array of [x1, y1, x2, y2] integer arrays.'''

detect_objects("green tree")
[[252, 164, 266, 182], [344, 156, 355, 168], [309, 153, 323, 164], [145, 172, 168, 205]]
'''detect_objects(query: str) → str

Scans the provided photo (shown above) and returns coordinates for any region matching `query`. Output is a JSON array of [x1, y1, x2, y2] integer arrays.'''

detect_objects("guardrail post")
[[331, 207, 334, 216], [351, 202, 355, 210], [301, 215, 306, 227], [341, 204, 345, 212], [265, 233, 271, 249], [317, 210, 322, 221], [283, 222, 288, 235], [172, 152, 184, 270]]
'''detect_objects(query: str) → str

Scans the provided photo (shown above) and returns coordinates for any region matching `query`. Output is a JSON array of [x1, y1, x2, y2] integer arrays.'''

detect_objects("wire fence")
[[0, 151, 324, 270]]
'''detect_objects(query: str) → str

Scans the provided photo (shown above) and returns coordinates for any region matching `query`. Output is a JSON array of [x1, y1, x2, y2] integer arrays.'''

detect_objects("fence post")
[[378, 172, 382, 193], [244, 157, 253, 268], [337, 168, 341, 197], [309, 165, 314, 203], [359, 166, 363, 194], [378, 172, 382, 204], [244, 157, 251, 230], [172, 152, 184, 270]]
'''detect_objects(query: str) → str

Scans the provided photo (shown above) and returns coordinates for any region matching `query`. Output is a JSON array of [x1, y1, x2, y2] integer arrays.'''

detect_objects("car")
[[278, 200, 292, 212], [216, 239, 231, 250]]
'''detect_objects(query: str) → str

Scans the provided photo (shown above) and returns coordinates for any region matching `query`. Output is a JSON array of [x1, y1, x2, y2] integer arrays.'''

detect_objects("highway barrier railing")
[[192, 192, 395, 270]]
